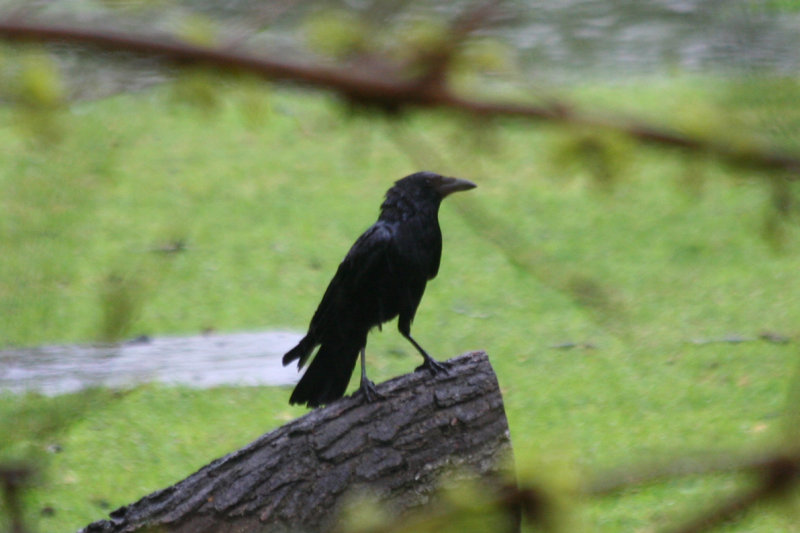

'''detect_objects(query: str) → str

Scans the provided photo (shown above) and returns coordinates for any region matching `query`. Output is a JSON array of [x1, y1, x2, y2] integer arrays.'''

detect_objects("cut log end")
[[83, 350, 514, 533]]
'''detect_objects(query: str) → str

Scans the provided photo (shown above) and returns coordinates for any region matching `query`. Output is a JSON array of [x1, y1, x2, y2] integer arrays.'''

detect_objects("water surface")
[[0, 331, 303, 395]]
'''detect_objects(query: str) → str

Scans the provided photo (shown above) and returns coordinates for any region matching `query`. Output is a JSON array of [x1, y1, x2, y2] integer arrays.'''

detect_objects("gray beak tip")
[[439, 177, 477, 197]]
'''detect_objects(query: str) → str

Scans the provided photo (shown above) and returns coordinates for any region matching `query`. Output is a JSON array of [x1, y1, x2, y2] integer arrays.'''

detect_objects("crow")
[[282, 171, 477, 408]]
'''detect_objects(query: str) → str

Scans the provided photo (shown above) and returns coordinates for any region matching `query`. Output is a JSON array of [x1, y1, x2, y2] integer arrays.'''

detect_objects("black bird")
[[282, 171, 477, 408]]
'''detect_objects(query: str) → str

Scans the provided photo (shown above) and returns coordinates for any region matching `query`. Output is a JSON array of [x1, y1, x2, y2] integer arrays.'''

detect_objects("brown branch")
[[584, 450, 798, 496], [0, 19, 798, 175], [1, 464, 34, 533], [0, 20, 421, 107], [414, 0, 504, 89], [663, 455, 800, 533], [583, 451, 800, 533]]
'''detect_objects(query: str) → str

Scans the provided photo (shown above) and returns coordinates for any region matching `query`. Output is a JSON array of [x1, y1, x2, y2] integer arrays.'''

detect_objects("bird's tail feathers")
[[288, 339, 361, 407], [282, 335, 316, 368]]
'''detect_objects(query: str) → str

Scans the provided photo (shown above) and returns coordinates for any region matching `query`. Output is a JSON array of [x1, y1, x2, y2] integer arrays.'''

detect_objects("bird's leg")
[[358, 347, 384, 403], [401, 331, 449, 375]]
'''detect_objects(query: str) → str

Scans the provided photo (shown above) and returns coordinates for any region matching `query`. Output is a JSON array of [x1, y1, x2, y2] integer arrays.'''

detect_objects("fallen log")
[[82, 350, 514, 533]]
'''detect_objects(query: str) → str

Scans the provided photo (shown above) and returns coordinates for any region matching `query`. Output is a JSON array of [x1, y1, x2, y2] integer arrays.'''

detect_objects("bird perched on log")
[[283, 171, 477, 408]]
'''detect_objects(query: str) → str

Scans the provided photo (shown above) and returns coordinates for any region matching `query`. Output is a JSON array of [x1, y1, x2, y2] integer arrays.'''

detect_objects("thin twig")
[[0, 20, 797, 175], [585, 450, 799, 496], [1, 464, 33, 533], [414, 0, 504, 88], [662, 456, 800, 533]]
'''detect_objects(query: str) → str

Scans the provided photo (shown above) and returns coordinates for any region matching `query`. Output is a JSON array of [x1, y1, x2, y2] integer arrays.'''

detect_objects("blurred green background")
[[2, 1, 800, 532]]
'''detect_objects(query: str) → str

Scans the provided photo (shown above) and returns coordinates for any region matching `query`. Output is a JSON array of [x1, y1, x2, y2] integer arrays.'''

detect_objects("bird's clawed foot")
[[415, 356, 449, 376], [357, 379, 385, 403]]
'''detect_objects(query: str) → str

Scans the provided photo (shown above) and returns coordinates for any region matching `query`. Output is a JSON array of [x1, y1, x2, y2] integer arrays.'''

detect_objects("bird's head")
[[391, 171, 477, 201], [379, 171, 476, 220]]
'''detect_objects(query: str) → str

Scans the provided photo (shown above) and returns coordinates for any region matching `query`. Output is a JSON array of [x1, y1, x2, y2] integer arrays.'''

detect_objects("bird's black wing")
[[302, 222, 400, 352], [340, 221, 397, 287]]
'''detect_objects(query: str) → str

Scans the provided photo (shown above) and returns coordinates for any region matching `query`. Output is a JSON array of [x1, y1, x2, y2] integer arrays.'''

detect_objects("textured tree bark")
[[81, 350, 514, 533]]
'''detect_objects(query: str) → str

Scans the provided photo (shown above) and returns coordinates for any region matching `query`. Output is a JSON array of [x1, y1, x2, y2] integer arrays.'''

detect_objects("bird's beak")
[[436, 176, 477, 197]]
